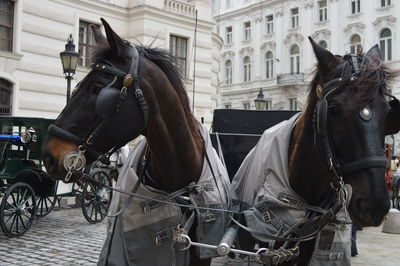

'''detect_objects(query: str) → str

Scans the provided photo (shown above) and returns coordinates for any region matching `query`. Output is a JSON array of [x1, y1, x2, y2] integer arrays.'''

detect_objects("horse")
[[42, 18, 213, 266], [285, 38, 400, 264]]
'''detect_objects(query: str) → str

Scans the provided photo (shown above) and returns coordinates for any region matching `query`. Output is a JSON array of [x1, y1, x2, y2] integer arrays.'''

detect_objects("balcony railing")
[[277, 73, 305, 84], [164, 0, 196, 17]]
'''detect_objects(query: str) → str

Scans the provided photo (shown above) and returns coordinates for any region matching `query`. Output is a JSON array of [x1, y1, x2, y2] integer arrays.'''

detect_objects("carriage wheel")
[[81, 171, 112, 224], [0, 182, 36, 237], [35, 195, 56, 217]]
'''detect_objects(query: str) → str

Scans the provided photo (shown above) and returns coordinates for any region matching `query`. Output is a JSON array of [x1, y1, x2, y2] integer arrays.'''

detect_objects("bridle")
[[48, 45, 148, 181], [313, 54, 388, 190]]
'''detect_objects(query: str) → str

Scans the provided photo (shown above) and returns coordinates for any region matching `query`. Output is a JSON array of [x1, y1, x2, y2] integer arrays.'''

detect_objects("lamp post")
[[254, 88, 266, 110], [60, 34, 80, 104]]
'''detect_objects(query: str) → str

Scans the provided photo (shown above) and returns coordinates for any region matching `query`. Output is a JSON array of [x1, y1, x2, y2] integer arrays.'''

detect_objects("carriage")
[[0, 116, 113, 237]]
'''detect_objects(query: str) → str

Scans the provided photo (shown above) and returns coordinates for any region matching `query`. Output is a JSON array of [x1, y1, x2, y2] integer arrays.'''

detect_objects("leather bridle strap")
[[341, 156, 388, 174]]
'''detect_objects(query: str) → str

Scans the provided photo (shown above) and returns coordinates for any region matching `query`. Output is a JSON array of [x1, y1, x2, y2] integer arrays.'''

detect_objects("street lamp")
[[60, 34, 80, 104], [254, 88, 266, 110]]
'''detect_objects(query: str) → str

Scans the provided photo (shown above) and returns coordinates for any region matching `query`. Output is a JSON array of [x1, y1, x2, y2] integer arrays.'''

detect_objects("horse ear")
[[91, 25, 107, 47], [308, 36, 339, 73], [385, 98, 400, 135], [100, 17, 124, 56], [366, 44, 383, 60]]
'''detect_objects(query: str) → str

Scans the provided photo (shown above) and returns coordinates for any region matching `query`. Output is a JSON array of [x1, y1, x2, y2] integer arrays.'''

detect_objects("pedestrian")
[[351, 224, 362, 257]]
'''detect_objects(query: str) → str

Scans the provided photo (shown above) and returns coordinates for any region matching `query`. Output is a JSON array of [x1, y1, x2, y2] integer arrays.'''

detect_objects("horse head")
[[43, 18, 146, 181], [291, 38, 400, 227]]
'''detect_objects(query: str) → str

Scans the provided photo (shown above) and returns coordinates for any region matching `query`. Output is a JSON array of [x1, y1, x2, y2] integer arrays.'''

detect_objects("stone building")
[[0, 0, 221, 124], [213, 0, 400, 110]]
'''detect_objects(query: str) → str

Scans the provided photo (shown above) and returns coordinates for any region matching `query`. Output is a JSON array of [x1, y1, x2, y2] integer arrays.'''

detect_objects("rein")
[[48, 45, 148, 182]]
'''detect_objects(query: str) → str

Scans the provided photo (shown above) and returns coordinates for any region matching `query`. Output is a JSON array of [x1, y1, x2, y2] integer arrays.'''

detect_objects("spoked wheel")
[[81, 171, 112, 224], [0, 182, 37, 237], [35, 194, 56, 217]]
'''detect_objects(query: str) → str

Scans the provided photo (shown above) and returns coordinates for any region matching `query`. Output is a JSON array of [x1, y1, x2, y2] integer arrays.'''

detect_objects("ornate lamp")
[[60, 34, 80, 104], [254, 88, 266, 110]]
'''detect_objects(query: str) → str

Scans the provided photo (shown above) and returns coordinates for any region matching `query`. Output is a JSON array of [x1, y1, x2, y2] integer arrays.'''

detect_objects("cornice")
[[260, 41, 276, 51], [239, 46, 254, 55], [311, 29, 331, 40], [373, 15, 397, 28]]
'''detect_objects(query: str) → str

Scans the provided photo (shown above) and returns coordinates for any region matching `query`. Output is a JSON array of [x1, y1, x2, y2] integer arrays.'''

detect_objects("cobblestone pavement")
[[0, 207, 399, 265]]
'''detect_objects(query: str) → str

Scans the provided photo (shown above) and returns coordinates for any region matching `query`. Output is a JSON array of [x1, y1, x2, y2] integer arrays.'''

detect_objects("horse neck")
[[288, 103, 335, 205], [141, 67, 203, 192]]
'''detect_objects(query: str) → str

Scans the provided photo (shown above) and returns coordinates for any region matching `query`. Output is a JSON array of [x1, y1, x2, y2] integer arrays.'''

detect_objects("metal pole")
[[66, 75, 72, 104]]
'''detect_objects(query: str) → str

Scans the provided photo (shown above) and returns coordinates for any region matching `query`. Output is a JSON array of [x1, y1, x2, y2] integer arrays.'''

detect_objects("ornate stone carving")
[[284, 33, 304, 45], [343, 22, 366, 33], [260, 41, 276, 51], [311, 29, 331, 40], [239, 46, 254, 55], [373, 15, 397, 28]]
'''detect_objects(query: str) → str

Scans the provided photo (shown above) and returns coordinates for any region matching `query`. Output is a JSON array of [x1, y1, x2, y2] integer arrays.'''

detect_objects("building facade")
[[213, 0, 400, 111], [0, 0, 221, 124]]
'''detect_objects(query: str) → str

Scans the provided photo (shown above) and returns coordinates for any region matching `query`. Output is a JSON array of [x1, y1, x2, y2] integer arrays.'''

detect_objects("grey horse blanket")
[[231, 113, 352, 265], [98, 124, 230, 266]]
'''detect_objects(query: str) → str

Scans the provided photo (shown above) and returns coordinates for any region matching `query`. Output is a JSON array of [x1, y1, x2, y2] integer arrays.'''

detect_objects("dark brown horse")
[[42, 19, 210, 266], [286, 38, 400, 264]]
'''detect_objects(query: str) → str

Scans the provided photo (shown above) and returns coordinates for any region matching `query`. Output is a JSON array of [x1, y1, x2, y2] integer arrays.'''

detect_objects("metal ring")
[[178, 234, 192, 251]]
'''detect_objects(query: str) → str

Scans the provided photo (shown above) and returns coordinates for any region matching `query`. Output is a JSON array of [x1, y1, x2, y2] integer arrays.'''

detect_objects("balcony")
[[277, 73, 305, 84], [164, 0, 196, 17]]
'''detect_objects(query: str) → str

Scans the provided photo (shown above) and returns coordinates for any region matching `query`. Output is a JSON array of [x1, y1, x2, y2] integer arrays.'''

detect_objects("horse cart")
[[0, 116, 57, 237], [0, 116, 113, 237]]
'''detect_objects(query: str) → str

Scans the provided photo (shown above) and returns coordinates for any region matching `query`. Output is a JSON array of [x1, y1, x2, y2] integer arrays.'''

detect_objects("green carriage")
[[0, 116, 57, 237]]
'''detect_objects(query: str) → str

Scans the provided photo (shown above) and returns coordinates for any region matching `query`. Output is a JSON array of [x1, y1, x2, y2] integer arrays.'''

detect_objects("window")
[[78, 21, 99, 67], [224, 103, 231, 109], [318, 1, 327, 22], [318, 40, 328, 49], [290, 45, 300, 74], [380, 28, 392, 61], [243, 56, 251, 82], [243, 102, 250, 110], [291, 8, 299, 28], [244, 21, 251, 40], [226, 26, 232, 44], [0, 79, 12, 116], [266, 100, 272, 110], [350, 34, 362, 54], [381, 0, 391, 7], [351, 0, 360, 14], [266, 15, 273, 35], [265, 51, 274, 78], [170, 35, 188, 78], [0, 0, 14, 52], [289, 98, 298, 111], [225, 60, 232, 85]]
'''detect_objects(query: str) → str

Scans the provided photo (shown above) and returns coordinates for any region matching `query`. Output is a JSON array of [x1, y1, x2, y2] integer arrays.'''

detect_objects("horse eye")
[[329, 105, 341, 116]]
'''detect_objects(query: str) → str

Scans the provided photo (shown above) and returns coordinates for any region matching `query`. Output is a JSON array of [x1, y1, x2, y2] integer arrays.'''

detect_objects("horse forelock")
[[309, 52, 399, 112]]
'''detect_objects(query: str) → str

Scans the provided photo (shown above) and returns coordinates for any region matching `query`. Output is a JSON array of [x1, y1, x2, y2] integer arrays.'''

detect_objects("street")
[[0, 207, 399, 265]]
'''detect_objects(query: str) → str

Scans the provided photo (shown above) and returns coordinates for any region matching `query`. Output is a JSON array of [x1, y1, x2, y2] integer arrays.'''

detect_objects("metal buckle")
[[142, 197, 163, 215], [200, 211, 216, 223]]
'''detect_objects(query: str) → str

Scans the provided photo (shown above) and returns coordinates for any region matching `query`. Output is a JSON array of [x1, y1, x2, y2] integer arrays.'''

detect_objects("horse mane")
[[308, 52, 399, 112], [92, 43, 199, 133]]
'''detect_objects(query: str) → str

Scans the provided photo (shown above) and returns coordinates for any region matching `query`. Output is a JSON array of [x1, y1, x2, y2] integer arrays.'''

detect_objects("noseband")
[[48, 45, 148, 181], [314, 54, 388, 186]]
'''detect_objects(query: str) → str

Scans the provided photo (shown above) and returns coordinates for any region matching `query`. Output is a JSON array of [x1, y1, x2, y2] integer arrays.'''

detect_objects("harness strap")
[[341, 156, 388, 174], [48, 124, 83, 144]]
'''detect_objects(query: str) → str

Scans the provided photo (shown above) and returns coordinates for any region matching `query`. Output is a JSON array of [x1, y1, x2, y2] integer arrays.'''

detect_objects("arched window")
[[350, 34, 362, 54], [290, 45, 300, 74], [380, 28, 392, 61], [243, 56, 251, 82], [0, 79, 12, 116], [318, 40, 328, 49], [225, 60, 232, 85], [265, 51, 274, 78]]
